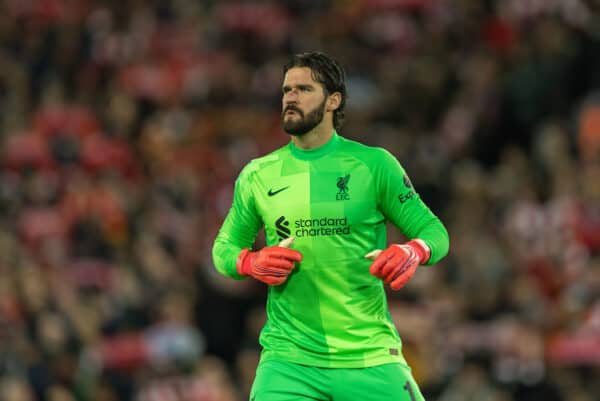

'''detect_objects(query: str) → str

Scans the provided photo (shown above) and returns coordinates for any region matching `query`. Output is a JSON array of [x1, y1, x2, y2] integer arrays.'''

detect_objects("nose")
[[284, 89, 299, 103]]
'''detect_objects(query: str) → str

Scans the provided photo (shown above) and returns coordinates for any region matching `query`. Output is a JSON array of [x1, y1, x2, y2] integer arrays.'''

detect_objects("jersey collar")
[[289, 131, 340, 160]]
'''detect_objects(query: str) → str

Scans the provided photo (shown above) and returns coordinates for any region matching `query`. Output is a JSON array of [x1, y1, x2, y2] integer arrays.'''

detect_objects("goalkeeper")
[[213, 51, 449, 401]]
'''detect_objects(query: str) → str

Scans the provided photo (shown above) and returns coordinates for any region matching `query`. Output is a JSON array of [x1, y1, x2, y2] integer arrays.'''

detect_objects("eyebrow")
[[282, 84, 315, 92]]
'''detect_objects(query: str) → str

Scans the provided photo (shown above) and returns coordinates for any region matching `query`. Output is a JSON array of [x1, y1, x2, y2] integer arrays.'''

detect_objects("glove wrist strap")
[[236, 248, 253, 276], [406, 239, 431, 264]]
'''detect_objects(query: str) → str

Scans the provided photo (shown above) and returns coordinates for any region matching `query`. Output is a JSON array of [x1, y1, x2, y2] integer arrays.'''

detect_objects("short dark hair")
[[283, 52, 346, 130]]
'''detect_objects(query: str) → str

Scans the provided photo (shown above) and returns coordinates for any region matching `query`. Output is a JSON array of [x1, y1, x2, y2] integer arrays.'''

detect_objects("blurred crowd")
[[0, 1, 599, 400]]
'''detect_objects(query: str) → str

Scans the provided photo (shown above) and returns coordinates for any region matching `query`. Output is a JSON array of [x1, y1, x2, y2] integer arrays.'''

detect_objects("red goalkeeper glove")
[[365, 239, 430, 290], [236, 237, 302, 286]]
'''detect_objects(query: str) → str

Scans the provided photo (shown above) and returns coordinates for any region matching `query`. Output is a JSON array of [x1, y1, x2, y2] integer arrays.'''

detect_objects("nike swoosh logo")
[[268, 186, 290, 196]]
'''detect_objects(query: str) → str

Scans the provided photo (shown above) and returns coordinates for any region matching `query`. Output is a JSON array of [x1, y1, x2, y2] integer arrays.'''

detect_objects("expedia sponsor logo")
[[398, 190, 416, 204], [275, 216, 351, 238]]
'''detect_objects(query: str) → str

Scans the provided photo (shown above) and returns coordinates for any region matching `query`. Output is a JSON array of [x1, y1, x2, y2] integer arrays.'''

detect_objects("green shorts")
[[250, 360, 425, 401]]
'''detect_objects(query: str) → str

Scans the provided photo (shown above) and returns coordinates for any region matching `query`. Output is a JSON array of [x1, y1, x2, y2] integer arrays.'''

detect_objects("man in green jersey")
[[212, 52, 449, 401]]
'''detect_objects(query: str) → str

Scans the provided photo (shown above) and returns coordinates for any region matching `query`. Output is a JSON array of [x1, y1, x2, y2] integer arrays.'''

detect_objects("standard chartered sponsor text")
[[294, 217, 351, 237]]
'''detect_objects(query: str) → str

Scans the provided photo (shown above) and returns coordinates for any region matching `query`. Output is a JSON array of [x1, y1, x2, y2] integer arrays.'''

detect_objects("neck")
[[291, 122, 335, 150]]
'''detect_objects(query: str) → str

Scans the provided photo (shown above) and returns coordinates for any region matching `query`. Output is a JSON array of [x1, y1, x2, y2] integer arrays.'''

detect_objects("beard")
[[282, 98, 326, 136]]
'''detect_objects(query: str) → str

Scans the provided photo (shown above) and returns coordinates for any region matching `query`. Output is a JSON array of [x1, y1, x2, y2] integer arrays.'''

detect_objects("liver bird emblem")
[[337, 174, 350, 194]]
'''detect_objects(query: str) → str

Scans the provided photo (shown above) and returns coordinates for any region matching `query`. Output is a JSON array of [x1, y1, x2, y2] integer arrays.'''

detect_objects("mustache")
[[283, 106, 303, 116]]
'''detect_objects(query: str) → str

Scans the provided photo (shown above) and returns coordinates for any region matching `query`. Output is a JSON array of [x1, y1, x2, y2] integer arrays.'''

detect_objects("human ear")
[[327, 92, 342, 112]]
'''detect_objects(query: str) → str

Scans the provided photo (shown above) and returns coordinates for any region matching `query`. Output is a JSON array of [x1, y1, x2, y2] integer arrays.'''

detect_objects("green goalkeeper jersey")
[[212, 131, 449, 368]]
